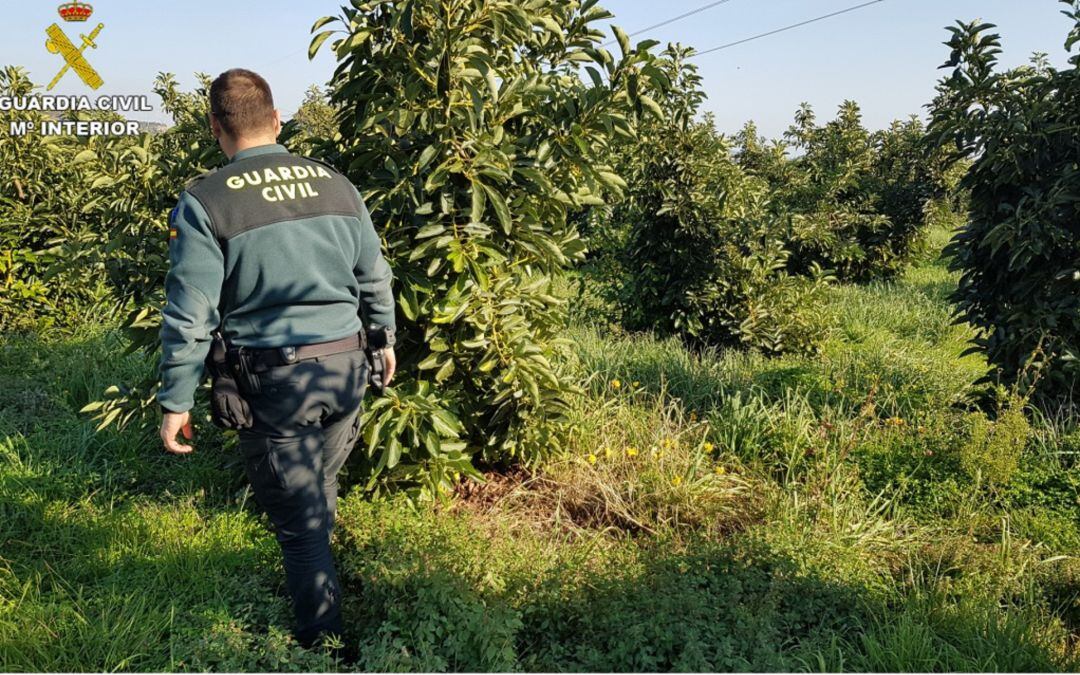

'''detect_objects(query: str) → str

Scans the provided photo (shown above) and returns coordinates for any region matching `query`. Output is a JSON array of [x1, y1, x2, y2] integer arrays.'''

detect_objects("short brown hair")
[[209, 69, 276, 138]]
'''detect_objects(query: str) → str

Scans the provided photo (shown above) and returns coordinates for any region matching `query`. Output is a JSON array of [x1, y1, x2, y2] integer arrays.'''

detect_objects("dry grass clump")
[[448, 381, 764, 539]]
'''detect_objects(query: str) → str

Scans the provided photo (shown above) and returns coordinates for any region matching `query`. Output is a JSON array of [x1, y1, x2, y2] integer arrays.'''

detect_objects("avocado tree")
[[928, 2, 1080, 404], [781, 101, 892, 281], [0, 66, 70, 327], [78, 73, 230, 429], [288, 85, 339, 154], [0, 68, 200, 330], [606, 46, 828, 355], [310, 0, 666, 497], [736, 103, 951, 283]]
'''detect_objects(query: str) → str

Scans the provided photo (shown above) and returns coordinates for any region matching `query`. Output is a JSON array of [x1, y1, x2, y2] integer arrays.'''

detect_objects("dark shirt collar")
[[230, 143, 289, 164]]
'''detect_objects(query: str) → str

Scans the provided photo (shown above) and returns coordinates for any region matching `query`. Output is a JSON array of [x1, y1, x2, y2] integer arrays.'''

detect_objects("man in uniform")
[[156, 68, 397, 650]]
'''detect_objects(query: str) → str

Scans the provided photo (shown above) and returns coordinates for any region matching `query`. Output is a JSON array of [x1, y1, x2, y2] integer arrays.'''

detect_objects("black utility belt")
[[227, 333, 367, 374], [206, 329, 388, 431]]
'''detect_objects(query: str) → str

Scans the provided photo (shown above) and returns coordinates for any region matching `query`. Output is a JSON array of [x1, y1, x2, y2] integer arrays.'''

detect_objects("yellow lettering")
[[281, 184, 297, 200], [315, 167, 332, 179], [243, 171, 262, 186], [227, 176, 245, 190], [279, 167, 294, 181], [293, 166, 310, 180], [262, 186, 278, 202], [264, 168, 282, 183]]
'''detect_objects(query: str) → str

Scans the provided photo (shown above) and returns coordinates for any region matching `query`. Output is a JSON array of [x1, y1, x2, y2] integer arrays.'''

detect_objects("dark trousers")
[[237, 349, 368, 648]]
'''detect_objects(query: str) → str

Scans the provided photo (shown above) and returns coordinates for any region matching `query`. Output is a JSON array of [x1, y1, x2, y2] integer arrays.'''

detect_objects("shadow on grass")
[[0, 489, 310, 671], [573, 328, 841, 419], [0, 330, 349, 671], [333, 514, 867, 670], [2, 327, 1071, 672], [329, 496, 1072, 672], [0, 329, 251, 508], [907, 275, 958, 306]]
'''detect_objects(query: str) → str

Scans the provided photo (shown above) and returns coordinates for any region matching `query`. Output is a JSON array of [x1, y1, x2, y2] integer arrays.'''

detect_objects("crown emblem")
[[58, 2, 94, 22]]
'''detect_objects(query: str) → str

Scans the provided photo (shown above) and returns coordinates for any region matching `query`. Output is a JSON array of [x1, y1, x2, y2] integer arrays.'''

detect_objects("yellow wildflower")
[[587, 453, 597, 464], [626, 447, 639, 457], [886, 417, 906, 427], [632, 381, 640, 387], [672, 475, 683, 487], [604, 446, 613, 459], [611, 379, 622, 389], [703, 442, 715, 453], [714, 465, 727, 476]]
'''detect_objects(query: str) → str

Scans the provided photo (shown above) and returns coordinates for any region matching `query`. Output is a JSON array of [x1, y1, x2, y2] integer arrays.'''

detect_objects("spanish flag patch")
[[169, 228, 178, 240]]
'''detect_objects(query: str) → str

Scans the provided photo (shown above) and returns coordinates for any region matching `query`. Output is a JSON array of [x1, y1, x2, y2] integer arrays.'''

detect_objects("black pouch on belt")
[[366, 348, 386, 396], [229, 347, 263, 396], [363, 328, 387, 396], [205, 331, 254, 430], [210, 375, 253, 430]]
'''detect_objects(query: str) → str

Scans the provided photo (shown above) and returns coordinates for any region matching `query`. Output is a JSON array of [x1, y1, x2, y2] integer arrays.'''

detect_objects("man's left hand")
[[161, 411, 195, 454]]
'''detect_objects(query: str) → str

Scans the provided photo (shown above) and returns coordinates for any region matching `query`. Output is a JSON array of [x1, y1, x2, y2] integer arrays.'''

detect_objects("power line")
[[603, 0, 738, 47], [264, 0, 737, 70], [689, 0, 888, 58]]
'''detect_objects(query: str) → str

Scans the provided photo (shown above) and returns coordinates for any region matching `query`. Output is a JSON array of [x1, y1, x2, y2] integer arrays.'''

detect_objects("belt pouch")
[[210, 374, 253, 430]]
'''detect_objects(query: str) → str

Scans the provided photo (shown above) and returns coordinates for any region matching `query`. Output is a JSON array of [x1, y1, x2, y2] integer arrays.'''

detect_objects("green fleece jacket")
[[158, 144, 396, 413]]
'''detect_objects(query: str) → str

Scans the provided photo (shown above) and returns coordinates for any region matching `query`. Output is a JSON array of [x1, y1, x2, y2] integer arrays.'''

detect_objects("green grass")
[[1, 235, 1078, 671]]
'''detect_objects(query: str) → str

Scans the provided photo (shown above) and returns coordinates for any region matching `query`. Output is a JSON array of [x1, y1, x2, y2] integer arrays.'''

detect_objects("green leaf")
[[417, 352, 442, 370], [613, 25, 631, 58], [309, 30, 335, 60], [585, 66, 604, 89], [418, 144, 440, 171], [471, 180, 487, 223], [399, 284, 419, 321], [597, 171, 628, 191], [435, 358, 455, 383], [386, 437, 401, 469], [310, 15, 337, 33], [481, 184, 512, 235], [416, 223, 445, 239], [335, 30, 371, 57], [538, 16, 562, 36], [639, 94, 664, 120]]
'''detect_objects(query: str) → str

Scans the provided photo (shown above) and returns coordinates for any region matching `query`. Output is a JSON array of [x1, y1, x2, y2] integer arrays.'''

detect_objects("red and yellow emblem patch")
[[168, 205, 179, 241]]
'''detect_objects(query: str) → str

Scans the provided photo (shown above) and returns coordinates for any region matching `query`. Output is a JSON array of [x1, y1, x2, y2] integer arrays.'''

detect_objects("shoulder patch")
[[167, 204, 179, 241]]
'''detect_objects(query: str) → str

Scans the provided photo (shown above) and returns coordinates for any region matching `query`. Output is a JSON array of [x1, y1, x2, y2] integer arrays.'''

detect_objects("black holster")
[[364, 328, 387, 397], [206, 331, 254, 430]]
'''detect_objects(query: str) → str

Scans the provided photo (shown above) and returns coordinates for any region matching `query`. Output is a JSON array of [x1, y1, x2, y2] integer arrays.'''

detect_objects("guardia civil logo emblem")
[[45, 2, 105, 91]]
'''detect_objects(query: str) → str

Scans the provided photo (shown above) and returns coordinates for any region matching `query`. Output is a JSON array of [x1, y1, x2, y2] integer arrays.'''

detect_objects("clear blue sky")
[[2, 1, 1075, 137]]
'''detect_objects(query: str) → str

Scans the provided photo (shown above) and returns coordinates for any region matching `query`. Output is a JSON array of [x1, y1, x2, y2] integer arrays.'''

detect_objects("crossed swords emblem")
[[45, 22, 105, 90]]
